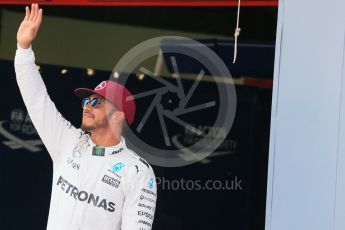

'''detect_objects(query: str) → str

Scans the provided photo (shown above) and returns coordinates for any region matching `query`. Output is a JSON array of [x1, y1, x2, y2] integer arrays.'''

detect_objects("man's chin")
[[81, 123, 94, 132]]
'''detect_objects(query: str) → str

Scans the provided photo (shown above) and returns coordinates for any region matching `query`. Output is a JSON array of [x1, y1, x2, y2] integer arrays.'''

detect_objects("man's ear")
[[112, 111, 125, 122]]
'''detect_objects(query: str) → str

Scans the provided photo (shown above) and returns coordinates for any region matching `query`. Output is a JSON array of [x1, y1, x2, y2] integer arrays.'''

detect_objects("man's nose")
[[83, 102, 93, 111]]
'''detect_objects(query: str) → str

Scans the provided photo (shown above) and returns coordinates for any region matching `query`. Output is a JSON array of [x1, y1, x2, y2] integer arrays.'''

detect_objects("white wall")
[[266, 0, 345, 229]]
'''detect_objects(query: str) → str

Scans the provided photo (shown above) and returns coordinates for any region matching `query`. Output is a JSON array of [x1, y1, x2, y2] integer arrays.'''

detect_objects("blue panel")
[[161, 39, 275, 78]]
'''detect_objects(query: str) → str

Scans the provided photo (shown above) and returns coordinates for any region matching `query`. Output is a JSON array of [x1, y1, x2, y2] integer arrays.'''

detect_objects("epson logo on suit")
[[102, 175, 120, 188], [138, 211, 154, 220]]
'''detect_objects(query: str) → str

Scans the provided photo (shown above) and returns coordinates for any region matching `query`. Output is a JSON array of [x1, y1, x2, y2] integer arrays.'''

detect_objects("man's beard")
[[81, 117, 108, 132]]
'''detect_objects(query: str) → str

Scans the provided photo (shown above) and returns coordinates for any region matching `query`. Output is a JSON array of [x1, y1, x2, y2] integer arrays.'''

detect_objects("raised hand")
[[17, 3, 43, 49]]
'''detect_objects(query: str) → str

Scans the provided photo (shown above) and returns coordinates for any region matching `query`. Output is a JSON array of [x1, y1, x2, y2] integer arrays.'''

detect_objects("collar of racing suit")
[[87, 136, 127, 156]]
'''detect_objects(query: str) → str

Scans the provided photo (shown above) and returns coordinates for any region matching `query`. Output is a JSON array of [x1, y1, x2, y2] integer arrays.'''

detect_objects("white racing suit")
[[14, 45, 157, 230]]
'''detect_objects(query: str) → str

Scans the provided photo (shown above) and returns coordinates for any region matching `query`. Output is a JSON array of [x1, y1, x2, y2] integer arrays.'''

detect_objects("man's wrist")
[[17, 42, 31, 49]]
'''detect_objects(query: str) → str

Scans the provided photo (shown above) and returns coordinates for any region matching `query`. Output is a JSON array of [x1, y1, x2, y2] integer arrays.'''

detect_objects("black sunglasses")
[[82, 97, 103, 108]]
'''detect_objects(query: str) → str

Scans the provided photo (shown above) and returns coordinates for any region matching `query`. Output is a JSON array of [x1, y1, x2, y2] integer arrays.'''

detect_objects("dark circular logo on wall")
[[108, 36, 236, 167]]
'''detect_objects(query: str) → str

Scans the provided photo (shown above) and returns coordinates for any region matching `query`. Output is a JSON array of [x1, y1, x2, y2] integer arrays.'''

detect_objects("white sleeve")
[[121, 167, 157, 230], [14, 45, 80, 163]]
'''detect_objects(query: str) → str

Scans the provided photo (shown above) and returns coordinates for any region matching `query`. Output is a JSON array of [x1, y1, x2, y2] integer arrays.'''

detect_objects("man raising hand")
[[15, 4, 157, 230]]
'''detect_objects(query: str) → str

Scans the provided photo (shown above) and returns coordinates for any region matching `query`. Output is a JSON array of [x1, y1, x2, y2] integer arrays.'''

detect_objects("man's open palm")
[[17, 4, 43, 49]]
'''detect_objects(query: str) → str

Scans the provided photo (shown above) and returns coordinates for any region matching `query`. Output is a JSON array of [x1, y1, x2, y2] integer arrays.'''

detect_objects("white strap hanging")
[[233, 0, 241, 63]]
